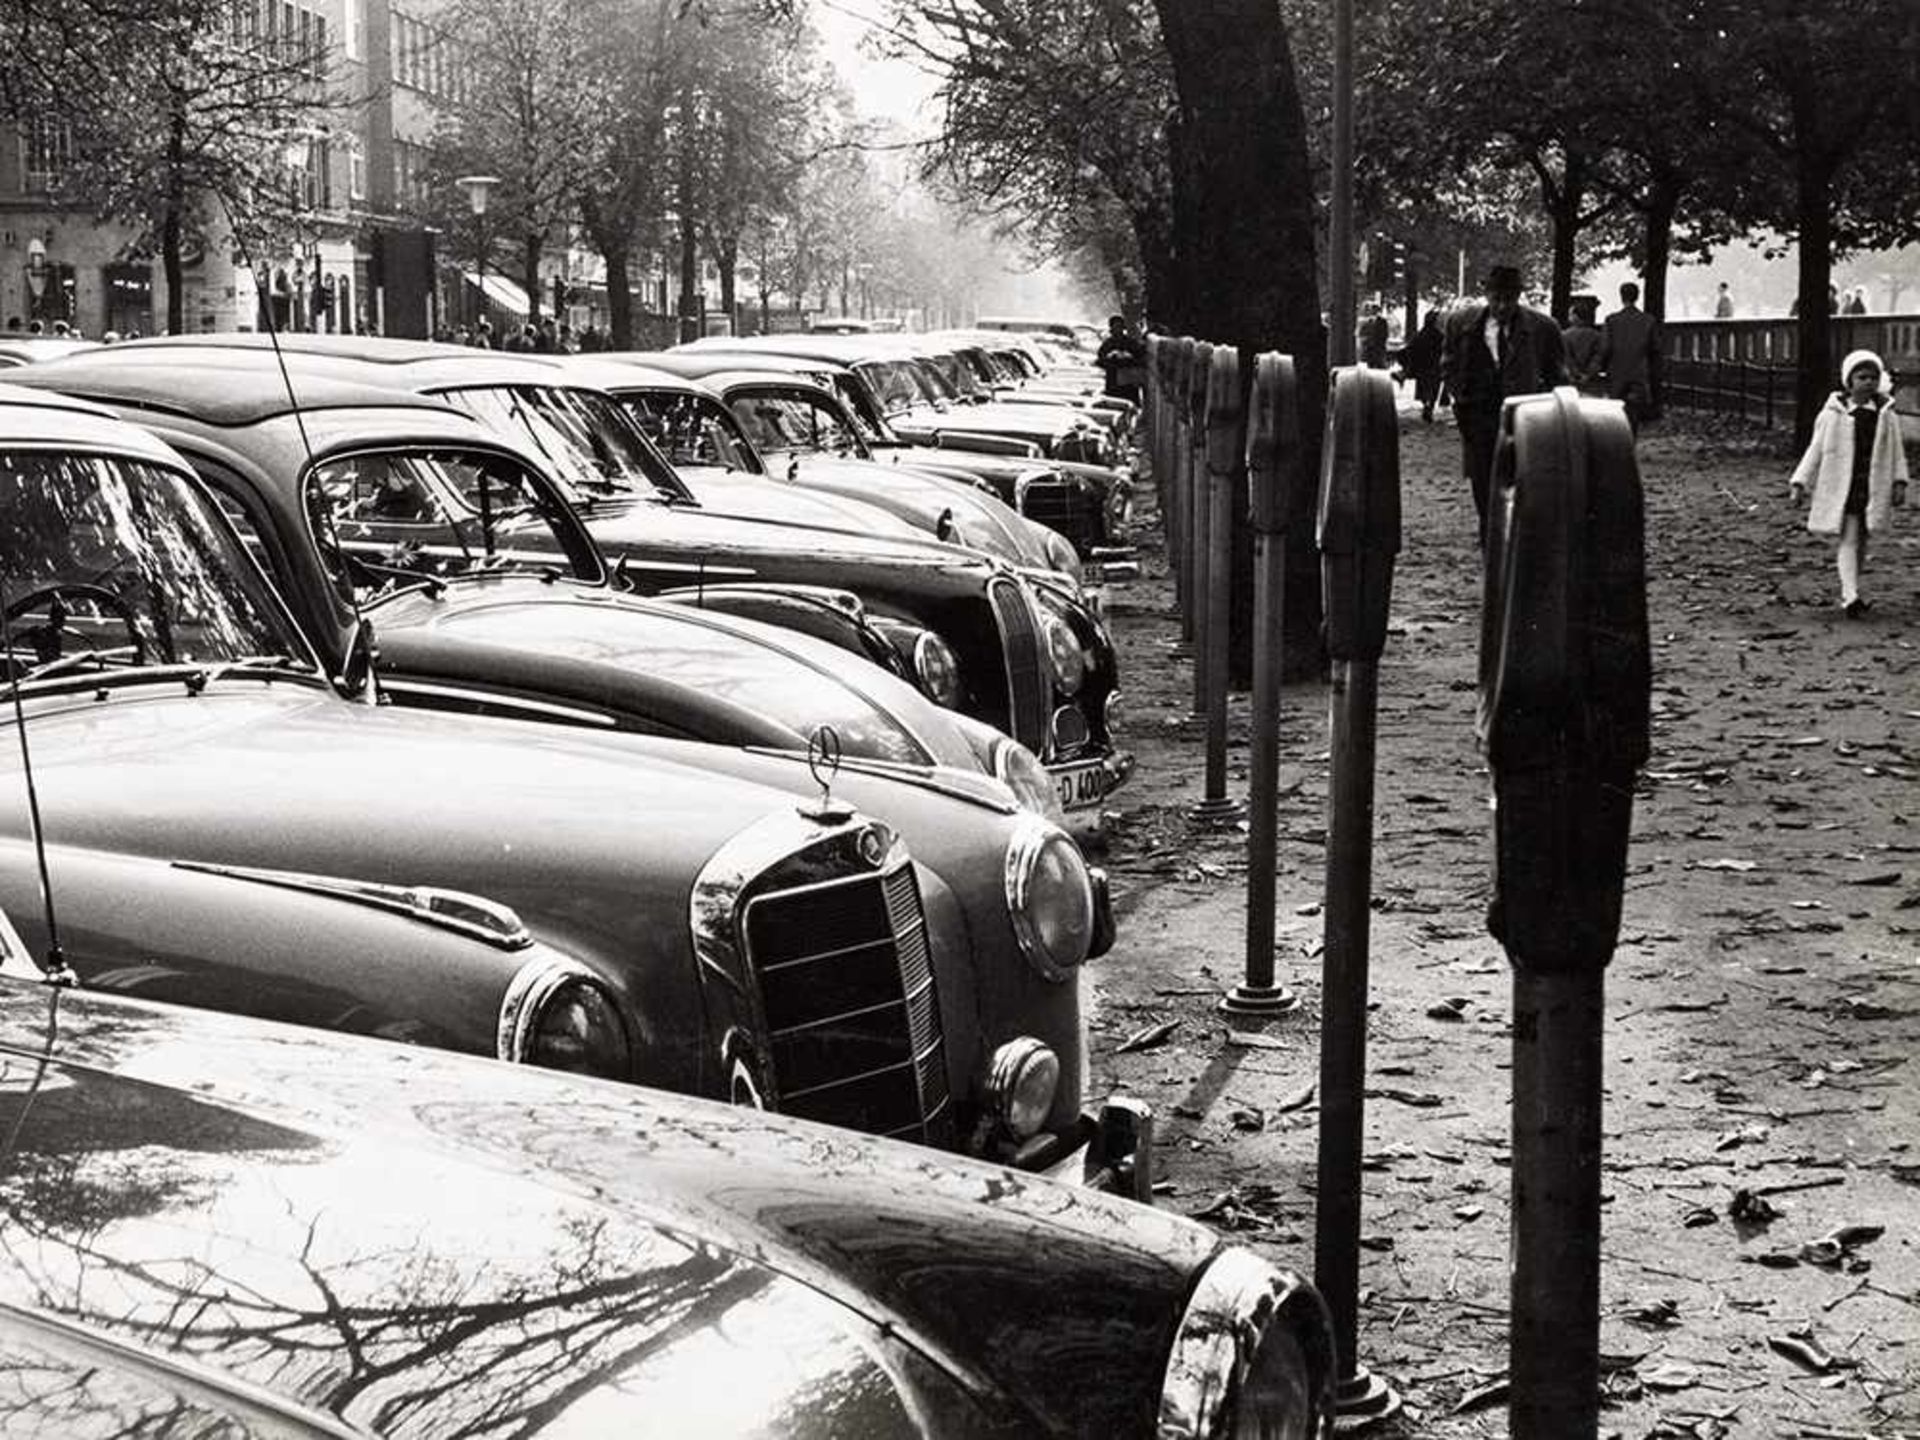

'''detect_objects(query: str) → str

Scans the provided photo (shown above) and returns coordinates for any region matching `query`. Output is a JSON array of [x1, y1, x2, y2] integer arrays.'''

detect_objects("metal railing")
[[1662, 313, 1920, 424]]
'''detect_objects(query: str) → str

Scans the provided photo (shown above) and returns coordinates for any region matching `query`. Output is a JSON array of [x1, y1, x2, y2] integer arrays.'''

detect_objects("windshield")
[[439, 385, 691, 504], [0, 449, 311, 684], [618, 391, 764, 473], [830, 375, 893, 444], [727, 392, 868, 460], [304, 448, 587, 601], [857, 359, 942, 414], [925, 354, 982, 401]]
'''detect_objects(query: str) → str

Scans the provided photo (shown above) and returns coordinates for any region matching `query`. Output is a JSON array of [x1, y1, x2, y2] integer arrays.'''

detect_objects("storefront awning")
[[463, 270, 530, 318]]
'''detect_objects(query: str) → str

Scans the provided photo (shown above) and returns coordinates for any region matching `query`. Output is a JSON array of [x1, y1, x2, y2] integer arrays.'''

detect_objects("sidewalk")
[[1090, 409, 1920, 1437]]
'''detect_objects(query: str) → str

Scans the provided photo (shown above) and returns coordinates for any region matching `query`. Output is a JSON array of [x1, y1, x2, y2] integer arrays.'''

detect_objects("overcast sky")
[[812, 0, 938, 129]]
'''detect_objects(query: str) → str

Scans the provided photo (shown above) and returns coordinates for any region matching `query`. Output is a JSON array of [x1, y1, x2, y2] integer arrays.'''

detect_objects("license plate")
[[1052, 760, 1107, 811]]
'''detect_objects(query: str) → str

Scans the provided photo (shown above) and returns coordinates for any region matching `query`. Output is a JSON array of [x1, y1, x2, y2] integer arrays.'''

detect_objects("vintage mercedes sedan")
[[0, 962, 1336, 1435], [0, 385, 1133, 1187], [68, 339, 1133, 808]]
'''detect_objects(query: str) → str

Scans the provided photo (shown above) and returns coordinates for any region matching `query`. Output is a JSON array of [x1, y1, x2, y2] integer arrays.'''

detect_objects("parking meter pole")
[[1479, 389, 1649, 1440], [1194, 347, 1244, 822], [1312, 368, 1402, 1420], [1170, 340, 1195, 653], [1224, 353, 1297, 1016], [1187, 341, 1215, 715], [1512, 965, 1605, 1438]]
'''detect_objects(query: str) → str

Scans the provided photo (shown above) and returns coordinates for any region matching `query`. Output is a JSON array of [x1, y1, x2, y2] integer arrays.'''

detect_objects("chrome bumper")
[[1042, 1098, 1157, 1203]]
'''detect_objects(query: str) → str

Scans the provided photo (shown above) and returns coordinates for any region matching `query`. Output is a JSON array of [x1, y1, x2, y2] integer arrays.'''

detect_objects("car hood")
[[671, 465, 927, 539], [0, 683, 810, 964], [0, 981, 1219, 1436], [371, 577, 982, 769], [898, 403, 1097, 442], [773, 454, 1051, 568], [578, 493, 1004, 579]]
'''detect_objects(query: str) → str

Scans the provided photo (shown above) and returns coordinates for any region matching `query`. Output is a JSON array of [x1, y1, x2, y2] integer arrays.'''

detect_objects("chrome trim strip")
[[171, 861, 533, 950], [380, 678, 621, 728], [1157, 1249, 1335, 1439], [0, 1300, 369, 1439]]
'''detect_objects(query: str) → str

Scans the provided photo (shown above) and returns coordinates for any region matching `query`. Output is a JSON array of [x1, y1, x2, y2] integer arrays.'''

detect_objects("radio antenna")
[[0, 599, 74, 989], [216, 180, 375, 684]]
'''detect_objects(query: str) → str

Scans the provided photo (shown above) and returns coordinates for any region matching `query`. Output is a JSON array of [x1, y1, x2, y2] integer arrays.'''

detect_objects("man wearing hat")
[[1441, 264, 1569, 540]]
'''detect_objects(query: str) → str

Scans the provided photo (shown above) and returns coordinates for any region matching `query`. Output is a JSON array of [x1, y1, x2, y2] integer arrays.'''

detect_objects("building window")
[[348, 138, 366, 202], [343, 0, 362, 60], [21, 116, 72, 191]]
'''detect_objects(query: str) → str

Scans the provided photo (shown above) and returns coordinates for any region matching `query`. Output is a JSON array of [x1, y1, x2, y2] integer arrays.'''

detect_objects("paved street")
[[1093, 405, 1920, 1437]]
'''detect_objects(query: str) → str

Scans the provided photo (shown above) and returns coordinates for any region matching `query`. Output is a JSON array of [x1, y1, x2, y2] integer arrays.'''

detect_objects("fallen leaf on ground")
[[1768, 1332, 1856, 1375], [1116, 1019, 1180, 1054], [1641, 1361, 1701, 1391], [1366, 1087, 1444, 1108], [1426, 996, 1470, 1020], [1715, 1123, 1771, 1153], [1224, 1030, 1289, 1050], [1625, 1297, 1682, 1328], [1229, 1107, 1266, 1133], [1694, 858, 1759, 872], [1274, 1082, 1316, 1113], [1449, 1376, 1508, 1415], [1730, 1189, 1780, 1228], [1847, 871, 1902, 887]]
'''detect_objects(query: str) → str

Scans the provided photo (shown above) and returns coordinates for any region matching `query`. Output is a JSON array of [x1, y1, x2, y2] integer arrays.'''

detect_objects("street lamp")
[[454, 174, 500, 340]]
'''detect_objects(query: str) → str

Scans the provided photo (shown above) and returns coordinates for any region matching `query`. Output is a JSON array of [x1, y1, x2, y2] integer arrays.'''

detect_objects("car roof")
[[10, 348, 466, 427], [0, 379, 191, 466]]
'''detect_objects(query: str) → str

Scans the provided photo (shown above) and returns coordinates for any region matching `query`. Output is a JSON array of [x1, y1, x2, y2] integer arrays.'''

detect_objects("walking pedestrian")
[[1094, 315, 1146, 403], [1843, 287, 1868, 316], [1599, 281, 1659, 433], [1359, 303, 1390, 369], [1401, 309, 1445, 422], [1562, 299, 1604, 390], [1788, 349, 1908, 618], [1440, 264, 1568, 540], [1713, 281, 1734, 318]]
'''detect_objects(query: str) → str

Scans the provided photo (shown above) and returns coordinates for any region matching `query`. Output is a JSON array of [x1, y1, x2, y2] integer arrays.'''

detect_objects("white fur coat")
[[1790, 394, 1909, 534]]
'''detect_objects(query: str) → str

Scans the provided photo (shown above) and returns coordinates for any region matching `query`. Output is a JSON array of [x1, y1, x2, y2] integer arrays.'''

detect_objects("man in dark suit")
[[1599, 280, 1659, 434], [1441, 264, 1570, 541]]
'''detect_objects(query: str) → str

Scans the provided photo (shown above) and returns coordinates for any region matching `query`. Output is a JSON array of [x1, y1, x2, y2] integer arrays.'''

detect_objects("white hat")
[[1839, 348, 1891, 395]]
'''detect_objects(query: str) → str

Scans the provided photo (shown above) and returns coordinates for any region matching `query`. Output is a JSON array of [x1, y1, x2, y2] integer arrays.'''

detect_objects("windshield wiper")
[[16, 646, 141, 683], [183, 654, 314, 694]]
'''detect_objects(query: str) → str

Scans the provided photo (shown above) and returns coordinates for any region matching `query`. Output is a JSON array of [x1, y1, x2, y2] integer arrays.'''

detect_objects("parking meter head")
[[1205, 347, 1242, 475], [1245, 352, 1297, 534], [1187, 341, 1214, 425], [1317, 366, 1402, 661], [1171, 339, 1194, 424], [1477, 388, 1651, 973]]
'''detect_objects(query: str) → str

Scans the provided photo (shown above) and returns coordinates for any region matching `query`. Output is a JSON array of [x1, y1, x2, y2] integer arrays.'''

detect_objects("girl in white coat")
[[1789, 348, 1909, 616]]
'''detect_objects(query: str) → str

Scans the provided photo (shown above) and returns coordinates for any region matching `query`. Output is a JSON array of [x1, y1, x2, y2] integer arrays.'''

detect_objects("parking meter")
[[1229, 350, 1302, 1016], [1194, 346, 1242, 816], [1478, 387, 1649, 971], [1246, 352, 1297, 535], [1317, 367, 1402, 663], [1186, 340, 1216, 708], [1478, 386, 1648, 1440]]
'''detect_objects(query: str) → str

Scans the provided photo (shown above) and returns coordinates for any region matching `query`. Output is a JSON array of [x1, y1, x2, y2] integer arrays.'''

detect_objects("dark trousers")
[[1458, 405, 1500, 540]]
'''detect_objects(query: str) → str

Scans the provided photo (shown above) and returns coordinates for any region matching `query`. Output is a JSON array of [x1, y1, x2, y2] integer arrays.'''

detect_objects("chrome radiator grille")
[[742, 859, 952, 1144], [987, 576, 1050, 753], [1021, 479, 1100, 552]]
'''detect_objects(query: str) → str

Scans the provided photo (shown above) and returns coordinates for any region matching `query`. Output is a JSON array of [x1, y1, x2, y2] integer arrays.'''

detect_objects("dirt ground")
[[1086, 400, 1920, 1439]]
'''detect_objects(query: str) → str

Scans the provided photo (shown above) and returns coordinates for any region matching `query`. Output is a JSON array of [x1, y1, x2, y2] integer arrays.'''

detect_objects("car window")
[[303, 449, 572, 600], [620, 391, 763, 473], [727, 392, 861, 458], [438, 385, 688, 503], [0, 450, 311, 680]]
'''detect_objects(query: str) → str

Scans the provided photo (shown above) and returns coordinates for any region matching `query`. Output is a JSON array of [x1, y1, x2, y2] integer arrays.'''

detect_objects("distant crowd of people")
[[430, 314, 613, 353]]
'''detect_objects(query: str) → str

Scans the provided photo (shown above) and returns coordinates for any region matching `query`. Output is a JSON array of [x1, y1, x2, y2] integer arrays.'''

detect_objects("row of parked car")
[[0, 325, 1335, 1434]]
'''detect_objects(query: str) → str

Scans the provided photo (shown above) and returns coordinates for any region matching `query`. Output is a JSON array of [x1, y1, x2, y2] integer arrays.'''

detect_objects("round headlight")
[[1104, 689, 1126, 739], [1041, 527, 1082, 581], [984, 1038, 1060, 1140], [1003, 815, 1095, 981], [993, 737, 1065, 823], [913, 630, 964, 709], [1157, 1248, 1334, 1440], [498, 959, 631, 1081], [1043, 613, 1086, 696]]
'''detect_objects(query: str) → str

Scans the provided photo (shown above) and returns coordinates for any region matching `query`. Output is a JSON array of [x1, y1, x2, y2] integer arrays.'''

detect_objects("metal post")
[[1512, 966, 1605, 1436], [1312, 368, 1402, 1420], [1170, 339, 1195, 654], [1194, 347, 1244, 822], [1480, 388, 1649, 1440], [1187, 341, 1215, 714], [1224, 352, 1299, 1016], [1329, 0, 1356, 366]]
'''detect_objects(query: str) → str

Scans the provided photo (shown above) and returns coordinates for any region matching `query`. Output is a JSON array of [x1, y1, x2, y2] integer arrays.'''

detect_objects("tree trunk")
[[1539, 146, 1587, 323], [1640, 178, 1679, 417], [714, 232, 738, 316], [522, 233, 543, 323], [1792, 160, 1834, 450], [604, 244, 633, 349], [164, 103, 186, 334], [677, 211, 699, 343], [1151, 0, 1327, 685]]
